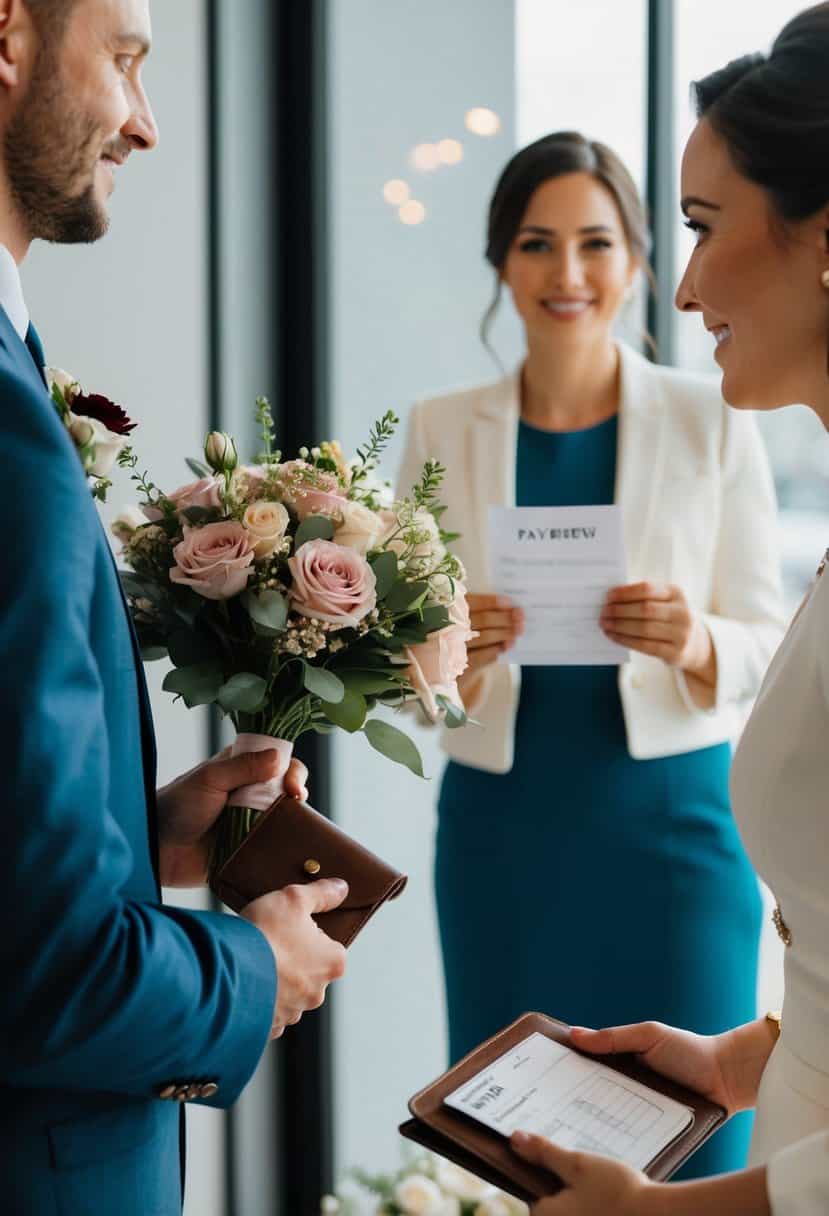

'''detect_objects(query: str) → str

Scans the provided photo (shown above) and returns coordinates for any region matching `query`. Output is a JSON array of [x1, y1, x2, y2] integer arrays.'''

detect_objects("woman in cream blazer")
[[399, 341, 783, 774], [509, 12, 829, 1215], [396, 132, 785, 1182]]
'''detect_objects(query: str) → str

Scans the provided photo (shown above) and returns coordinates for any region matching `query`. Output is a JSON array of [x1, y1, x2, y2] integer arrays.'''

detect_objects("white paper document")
[[488, 505, 628, 665], [445, 1032, 692, 1171]]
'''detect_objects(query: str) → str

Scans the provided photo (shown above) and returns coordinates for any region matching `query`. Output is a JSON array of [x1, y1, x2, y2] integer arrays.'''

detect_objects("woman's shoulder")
[[621, 341, 724, 411]]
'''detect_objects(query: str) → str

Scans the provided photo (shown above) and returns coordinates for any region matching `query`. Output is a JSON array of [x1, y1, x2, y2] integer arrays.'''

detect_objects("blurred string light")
[[410, 142, 441, 172], [399, 200, 426, 226], [383, 179, 410, 205], [437, 138, 463, 165], [465, 106, 500, 136]]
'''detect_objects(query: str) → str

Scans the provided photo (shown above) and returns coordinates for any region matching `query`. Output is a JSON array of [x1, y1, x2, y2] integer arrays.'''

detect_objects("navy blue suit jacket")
[[0, 307, 276, 1214]]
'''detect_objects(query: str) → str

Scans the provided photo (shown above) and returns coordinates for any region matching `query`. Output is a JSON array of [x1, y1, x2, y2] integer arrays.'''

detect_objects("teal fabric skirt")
[[435, 417, 762, 1179]]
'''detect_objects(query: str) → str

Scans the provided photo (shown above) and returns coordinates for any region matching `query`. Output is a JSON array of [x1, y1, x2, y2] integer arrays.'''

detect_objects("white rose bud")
[[393, 1174, 445, 1215], [204, 430, 238, 474], [69, 414, 125, 477], [111, 505, 148, 544], [46, 366, 81, 404], [319, 1197, 341, 1214]]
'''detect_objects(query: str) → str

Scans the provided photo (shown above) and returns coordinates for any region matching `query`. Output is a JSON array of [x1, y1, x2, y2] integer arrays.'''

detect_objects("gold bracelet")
[[765, 1010, 782, 1040]]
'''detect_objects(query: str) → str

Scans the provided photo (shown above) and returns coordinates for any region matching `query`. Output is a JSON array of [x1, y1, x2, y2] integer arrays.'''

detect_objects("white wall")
[[22, 6, 223, 1213], [327, 0, 521, 1183]]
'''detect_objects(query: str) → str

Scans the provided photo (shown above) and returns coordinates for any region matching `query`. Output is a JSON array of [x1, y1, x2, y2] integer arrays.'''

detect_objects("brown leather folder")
[[400, 1012, 727, 1202], [210, 794, 408, 946]]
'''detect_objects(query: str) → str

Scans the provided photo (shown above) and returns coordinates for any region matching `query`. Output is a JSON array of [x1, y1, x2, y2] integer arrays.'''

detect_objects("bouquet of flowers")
[[111, 398, 475, 876], [322, 1153, 528, 1215]]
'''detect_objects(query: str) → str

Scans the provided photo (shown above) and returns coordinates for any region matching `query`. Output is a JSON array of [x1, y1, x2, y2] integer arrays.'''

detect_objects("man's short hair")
[[25, 0, 77, 43]]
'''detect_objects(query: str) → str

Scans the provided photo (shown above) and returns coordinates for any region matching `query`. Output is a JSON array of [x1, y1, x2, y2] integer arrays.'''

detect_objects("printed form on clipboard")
[[444, 1032, 693, 1171]]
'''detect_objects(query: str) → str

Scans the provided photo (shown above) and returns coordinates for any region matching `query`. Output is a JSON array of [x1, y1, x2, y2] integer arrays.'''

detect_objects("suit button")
[[158, 1084, 177, 1100], [200, 1082, 219, 1099]]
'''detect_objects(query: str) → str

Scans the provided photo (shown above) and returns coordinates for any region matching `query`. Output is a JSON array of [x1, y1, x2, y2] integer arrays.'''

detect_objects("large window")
[[673, 1, 829, 602]]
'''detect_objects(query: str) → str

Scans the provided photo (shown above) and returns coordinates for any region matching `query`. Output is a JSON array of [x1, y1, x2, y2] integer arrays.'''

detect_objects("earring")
[[821, 269, 829, 289]]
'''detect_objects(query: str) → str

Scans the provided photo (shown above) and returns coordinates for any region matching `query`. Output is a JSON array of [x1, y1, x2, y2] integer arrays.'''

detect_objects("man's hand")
[[156, 746, 310, 887], [241, 879, 349, 1037]]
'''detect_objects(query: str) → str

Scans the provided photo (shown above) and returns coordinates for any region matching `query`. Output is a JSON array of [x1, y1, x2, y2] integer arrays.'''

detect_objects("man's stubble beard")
[[4, 42, 110, 245]]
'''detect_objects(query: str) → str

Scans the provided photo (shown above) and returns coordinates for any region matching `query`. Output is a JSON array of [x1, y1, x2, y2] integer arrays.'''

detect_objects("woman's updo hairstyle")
[[693, 2, 829, 224], [481, 131, 651, 358]]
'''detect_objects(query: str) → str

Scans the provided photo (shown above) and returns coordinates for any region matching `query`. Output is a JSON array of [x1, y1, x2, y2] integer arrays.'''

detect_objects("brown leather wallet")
[[400, 1012, 726, 1201], [209, 794, 408, 946]]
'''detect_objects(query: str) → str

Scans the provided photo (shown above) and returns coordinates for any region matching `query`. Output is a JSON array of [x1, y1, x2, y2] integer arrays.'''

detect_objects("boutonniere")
[[47, 367, 137, 502]]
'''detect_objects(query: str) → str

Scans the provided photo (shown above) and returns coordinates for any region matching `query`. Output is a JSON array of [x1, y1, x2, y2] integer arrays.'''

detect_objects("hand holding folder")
[[401, 1013, 726, 1203]]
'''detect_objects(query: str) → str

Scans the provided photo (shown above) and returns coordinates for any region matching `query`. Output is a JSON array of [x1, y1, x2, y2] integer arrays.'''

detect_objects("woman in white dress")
[[509, 4, 829, 1213]]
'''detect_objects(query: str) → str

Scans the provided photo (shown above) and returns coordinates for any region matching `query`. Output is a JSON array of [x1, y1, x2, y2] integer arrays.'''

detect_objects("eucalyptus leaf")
[[321, 688, 367, 733], [418, 605, 450, 632], [436, 694, 467, 729], [302, 661, 345, 704], [363, 719, 425, 778], [243, 589, 289, 635], [218, 671, 268, 712], [369, 550, 398, 600], [384, 579, 429, 614], [162, 662, 223, 708], [294, 514, 335, 549], [338, 669, 406, 696], [185, 457, 211, 479], [140, 645, 168, 662]]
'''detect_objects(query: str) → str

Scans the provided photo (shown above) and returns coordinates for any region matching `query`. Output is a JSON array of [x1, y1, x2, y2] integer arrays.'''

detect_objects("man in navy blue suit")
[[0, 1, 348, 1211]]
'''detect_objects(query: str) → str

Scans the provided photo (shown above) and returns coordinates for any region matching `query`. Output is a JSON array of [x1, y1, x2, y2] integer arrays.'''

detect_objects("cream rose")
[[436, 1161, 495, 1202], [242, 500, 290, 558], [288, 539, 376, 629], [170, 521, 255, 600], [393, 1174, 445, 1216], [69, 413, 125, 477], [333, 499, 385, 555], [46, 366, 80, 403]]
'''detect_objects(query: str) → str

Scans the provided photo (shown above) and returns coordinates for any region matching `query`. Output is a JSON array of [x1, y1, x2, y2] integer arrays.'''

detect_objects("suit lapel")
[[471, 370, 520, 587], [614, 343, 668, 581]]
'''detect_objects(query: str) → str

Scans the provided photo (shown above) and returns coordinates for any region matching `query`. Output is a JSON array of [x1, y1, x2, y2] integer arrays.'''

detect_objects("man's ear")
[[0, 0, 35, 92]]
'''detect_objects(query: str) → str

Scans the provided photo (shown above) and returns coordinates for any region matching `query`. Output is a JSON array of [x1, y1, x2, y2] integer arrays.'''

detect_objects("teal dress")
[[436, 415, 762, 1179]]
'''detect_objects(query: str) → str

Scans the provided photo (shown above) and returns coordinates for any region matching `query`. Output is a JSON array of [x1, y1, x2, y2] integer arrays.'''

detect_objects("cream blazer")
[[395, 342, 787, 771], [732, 558, 829, 1214]]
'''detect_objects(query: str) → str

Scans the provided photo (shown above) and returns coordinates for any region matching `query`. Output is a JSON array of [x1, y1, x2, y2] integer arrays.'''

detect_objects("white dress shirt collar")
[[0, 244, 29, 340]]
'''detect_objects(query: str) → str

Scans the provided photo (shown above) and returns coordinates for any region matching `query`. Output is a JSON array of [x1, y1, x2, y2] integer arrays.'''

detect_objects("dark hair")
[[24, 0, 77, 44], [693, 2, 829, 224], [481, 131, 652, 357]]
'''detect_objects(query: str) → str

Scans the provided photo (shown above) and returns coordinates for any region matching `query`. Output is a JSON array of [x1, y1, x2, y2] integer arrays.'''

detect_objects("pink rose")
[[405, 583, 476, 719], [288, 539, 376, 628], [170, 521, 255, 600], [143, 475, 223, 522], [294, 487, 348, 521]]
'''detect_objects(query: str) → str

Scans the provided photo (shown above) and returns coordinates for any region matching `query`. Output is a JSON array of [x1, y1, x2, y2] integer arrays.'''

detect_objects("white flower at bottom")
[[46, 366, 80, 402], [393, 1173, 445, 1215], [319, 1196, 341, 1214], [436, 1159, 495, 1201]]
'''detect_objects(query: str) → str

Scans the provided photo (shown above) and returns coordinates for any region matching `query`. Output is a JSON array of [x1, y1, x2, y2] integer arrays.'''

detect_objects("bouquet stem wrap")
[[208, 733, 294, 880]]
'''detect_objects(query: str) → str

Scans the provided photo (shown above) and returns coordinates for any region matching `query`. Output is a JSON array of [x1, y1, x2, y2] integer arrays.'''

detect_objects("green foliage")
[[218, 672, 268, 713], [185, 457, 211, 479], [162, 662, 223, 708], [349, 410, 399, 493], [302, 661, 345, 704], [320, 688, 367, 733], [369, 549, 399, 600], [254, 395, 281, 463], [243, 589, 289, 636], [363, 719, 425, 778], [294, 514, 335, 548], [384, 579, 430, 614]]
